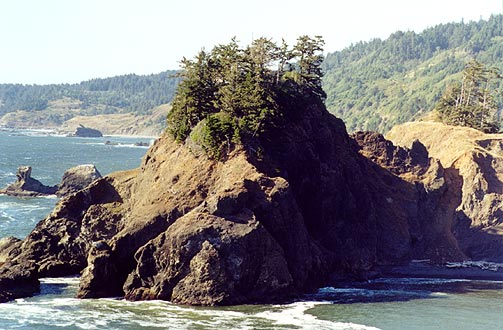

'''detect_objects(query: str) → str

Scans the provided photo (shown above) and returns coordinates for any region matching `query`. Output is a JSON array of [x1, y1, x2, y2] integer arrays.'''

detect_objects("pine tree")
[[436, 59, 501, 132], [167, 36, 326, 158]]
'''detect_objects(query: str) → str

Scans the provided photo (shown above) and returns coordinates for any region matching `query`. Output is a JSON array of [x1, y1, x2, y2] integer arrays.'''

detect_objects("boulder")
[[0, 166, 57, 197], [56, 164, 102, 197]]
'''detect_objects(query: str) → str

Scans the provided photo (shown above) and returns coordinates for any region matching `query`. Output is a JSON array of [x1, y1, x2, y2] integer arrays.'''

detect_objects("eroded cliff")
[[388, 121, 503, 261]]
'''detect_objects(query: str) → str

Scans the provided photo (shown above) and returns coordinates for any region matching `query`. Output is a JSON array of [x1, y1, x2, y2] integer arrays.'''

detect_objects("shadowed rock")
[[74, 125, 103, 137]]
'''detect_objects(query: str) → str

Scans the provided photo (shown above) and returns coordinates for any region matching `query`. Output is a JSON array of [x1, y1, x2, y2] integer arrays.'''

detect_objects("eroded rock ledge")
[[1, 110, 501, 305]]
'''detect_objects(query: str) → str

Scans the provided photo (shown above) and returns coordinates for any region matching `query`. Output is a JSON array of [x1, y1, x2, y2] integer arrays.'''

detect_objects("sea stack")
[[74, 125, 103, 138], [0, 38, 501, 305], [0, 166, 57, 197]]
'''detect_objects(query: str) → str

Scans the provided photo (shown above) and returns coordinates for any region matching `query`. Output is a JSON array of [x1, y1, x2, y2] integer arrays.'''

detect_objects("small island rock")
[[74, 125, 103, 138], [0, 166, 57, 197]]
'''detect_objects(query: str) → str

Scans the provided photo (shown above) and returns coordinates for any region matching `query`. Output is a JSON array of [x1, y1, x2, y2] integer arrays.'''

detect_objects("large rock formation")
[[0, 165, 102, 198], [387, 121, 503, 261], [73, 125, 103, 138], [2, 105, 502, 305], [57, 164, 102, 197], [0, 166, 57, 197]]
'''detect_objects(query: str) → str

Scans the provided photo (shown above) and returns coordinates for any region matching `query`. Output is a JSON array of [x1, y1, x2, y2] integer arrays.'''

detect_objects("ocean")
[[1, 128, 502, 330]]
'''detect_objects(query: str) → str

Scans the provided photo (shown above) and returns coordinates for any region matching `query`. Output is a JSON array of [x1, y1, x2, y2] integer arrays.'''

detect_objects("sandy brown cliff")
[[388, 121, 503, 261], [1, 106, 498, 305]]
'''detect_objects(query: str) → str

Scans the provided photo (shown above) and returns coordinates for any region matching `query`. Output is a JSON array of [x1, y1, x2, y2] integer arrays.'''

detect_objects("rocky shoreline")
[[1, 105, 503, 305], [378, 262, 503, 281]]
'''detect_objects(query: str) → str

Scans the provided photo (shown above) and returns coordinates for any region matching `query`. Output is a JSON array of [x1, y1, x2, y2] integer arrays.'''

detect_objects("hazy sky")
[[1, 0, 502, 84]]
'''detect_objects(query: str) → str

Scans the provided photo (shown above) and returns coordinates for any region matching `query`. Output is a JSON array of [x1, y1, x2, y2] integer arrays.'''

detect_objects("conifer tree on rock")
[[436, 59, 502, 133], [167, 36, 326, 158]]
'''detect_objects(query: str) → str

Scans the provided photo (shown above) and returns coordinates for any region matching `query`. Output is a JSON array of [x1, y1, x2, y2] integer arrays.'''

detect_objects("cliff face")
[[388, 121, 503, 261], [0, 107, 495, 305]]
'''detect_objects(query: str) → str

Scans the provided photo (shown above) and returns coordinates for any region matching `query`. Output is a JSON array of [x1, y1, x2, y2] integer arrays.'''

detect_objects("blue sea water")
[[1, 128, 502, 330]]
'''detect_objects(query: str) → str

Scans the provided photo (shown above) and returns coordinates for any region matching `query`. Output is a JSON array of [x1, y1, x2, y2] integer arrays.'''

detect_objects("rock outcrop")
[[57, 165, 102, 197], [0, 165, 102, 198], [0, 237, 21, 266], [0, 166, 57, 197], [73, 125, 103, 138], [387, 121, 503, 262], [1, 108, 501, 305]]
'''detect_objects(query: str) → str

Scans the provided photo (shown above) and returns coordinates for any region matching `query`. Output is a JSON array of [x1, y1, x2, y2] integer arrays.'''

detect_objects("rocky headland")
[[2, 100, 501, 304]]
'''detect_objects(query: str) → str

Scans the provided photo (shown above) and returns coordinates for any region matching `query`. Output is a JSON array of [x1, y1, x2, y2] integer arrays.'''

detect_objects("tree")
[[292, 35, 326, 99], [167, 50, 218, 141], [436, 59, 501, 132], [166, 36, 326, 158]]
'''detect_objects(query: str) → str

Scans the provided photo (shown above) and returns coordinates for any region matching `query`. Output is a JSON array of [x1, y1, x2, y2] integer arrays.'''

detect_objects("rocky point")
[[0, 106, 501, 305]]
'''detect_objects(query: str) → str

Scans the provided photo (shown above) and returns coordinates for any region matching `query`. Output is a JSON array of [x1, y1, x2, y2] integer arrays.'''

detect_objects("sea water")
[[1, 128, 502, 330]]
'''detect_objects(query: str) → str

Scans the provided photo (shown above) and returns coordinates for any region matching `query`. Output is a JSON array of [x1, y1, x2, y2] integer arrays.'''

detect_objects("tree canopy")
[[0, 71, 179, 117], [322, 14, 503, 132], [435, 59, 502, 132], [167, 36, 326, 158]]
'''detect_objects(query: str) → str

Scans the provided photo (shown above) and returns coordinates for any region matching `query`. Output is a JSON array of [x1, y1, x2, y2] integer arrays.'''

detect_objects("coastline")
[[377, 262, 503, 281], [0, 126, 159, 139]]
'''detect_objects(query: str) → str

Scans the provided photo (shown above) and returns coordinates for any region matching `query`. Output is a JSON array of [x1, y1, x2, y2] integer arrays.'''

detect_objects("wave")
[[253, 301, 381, 330], [369, 277, 471, 285], [0, 287, 381, 330], [112, 143, 150, 149], [316, 286, 430, 300], [40, 276, 80, 285]]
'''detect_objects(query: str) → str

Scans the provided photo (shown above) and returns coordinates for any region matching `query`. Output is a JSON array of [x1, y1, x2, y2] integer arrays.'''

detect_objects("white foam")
[[370, 278, 470, 285], [254, 301, 381, 330], [0, 279, 381, 330], [113, 143, 149, 149], [40, 276, 80, 285]]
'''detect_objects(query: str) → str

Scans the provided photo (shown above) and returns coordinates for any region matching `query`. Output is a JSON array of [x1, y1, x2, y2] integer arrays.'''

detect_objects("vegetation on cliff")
[[435, 59, 502, 132], [167, 36, 326, 158]]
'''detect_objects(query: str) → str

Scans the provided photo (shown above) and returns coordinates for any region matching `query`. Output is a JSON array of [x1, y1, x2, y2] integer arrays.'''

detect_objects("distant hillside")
[[0, 71, 179, 134], [322, 14, 503, 133], [2, 15, 503, 135]]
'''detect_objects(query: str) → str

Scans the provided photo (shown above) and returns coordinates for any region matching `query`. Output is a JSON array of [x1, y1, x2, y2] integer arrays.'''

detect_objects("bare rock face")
[[352, 131, 464, 263], [75, 141, 328, 304], [0, 166, 57, 197], [0, 237, 21, 266], [57, 164, 102, 197], [387, 122, 503, 261]]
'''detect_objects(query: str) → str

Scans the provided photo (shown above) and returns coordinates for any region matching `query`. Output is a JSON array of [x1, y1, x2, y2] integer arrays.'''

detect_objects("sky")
[[0, 0, 502, 85]]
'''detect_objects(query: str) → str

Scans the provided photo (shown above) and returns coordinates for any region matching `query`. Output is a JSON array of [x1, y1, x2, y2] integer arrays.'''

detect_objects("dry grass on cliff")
[[387, 121, 503, 168]]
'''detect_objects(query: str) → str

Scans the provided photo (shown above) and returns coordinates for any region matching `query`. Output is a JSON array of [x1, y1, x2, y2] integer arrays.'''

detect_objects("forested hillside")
[[2, 15, 502, 135], [322, 14, 503, 133], [0, 71, 179, 117]]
